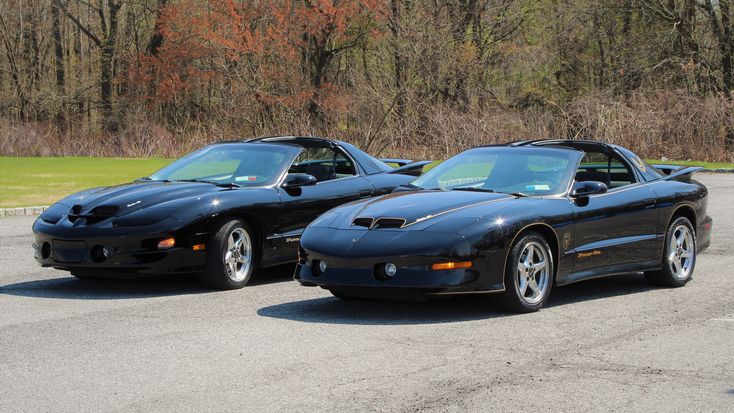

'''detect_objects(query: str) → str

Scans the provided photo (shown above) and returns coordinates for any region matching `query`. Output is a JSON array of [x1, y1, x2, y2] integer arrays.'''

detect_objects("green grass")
[[0, 157, 173, 208], [647, 159, 734, 169], [1, 156, 733, 208]]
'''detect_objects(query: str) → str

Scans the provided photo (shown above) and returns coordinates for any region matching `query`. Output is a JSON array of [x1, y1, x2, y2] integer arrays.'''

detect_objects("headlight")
[[113, 207, 177, 227], [40, 203, 69, 224]]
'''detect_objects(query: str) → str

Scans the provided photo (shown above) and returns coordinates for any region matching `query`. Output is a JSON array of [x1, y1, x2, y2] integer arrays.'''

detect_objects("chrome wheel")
[[668, 224, 694, 280], [224, 228, 252, 282], [516, 241, 550, 305]]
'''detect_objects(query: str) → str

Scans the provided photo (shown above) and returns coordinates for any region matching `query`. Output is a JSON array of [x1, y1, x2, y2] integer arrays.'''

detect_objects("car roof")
[[212, 136, 344, 149], [245, 136, 344, 148], [507, 139, 618, 153]]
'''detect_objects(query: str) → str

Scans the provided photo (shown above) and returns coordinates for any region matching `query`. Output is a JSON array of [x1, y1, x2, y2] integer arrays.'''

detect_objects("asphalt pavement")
[[1, 173, 732, 412]]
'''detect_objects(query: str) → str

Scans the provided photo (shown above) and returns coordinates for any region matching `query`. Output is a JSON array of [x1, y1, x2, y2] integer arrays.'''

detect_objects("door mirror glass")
[[282, 173, 317, 189], [571, 181, 608, 197]]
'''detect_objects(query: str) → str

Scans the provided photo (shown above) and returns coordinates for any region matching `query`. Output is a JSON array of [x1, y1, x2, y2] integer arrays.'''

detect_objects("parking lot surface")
[[1, 174, 732, 412]]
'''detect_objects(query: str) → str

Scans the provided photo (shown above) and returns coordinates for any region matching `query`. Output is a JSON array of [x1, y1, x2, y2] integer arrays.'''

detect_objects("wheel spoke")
[[528, 278, 541, 297], [675, 231, 685, 246], [668, 251, 676, 263], [533, 260, 546, 273], [526, 245, 535, 264], [518, 276, 528, 295]]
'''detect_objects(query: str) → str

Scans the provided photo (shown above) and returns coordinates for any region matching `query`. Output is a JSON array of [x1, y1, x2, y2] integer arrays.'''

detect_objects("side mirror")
[[282, 173, 317, 189], [571, 181, 608, 198]]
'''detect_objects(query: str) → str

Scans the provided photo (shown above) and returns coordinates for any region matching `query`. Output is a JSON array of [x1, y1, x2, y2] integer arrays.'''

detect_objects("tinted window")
[[616, 147, 663, 181], [289, 147, 357, 182], [576, 151, 636, 188]]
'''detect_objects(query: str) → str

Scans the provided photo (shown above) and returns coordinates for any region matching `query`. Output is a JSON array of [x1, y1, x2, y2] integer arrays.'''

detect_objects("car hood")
[[326, 190, 522, 231], [54, 180, 238, 217]]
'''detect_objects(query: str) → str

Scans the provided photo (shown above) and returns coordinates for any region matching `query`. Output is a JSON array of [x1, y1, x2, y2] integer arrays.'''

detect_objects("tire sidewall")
[[662, 216, 696, 286], [505, 232, 554, 312], [205, 219, 254, 289]]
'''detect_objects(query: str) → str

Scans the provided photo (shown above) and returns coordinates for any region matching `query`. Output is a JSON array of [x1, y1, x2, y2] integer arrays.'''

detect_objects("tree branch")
[[54, 0, 101, 47]]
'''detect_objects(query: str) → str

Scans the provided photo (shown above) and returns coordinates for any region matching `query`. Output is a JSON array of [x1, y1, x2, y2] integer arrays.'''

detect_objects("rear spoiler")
[[385, 160, 433, 177], [653, 164, 703, 181], [380, 158, 415, 167]]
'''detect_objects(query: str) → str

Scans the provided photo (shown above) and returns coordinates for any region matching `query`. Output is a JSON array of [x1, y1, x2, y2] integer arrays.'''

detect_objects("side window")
[[290, 147, 356, 182], [576, 151, 635, 189]]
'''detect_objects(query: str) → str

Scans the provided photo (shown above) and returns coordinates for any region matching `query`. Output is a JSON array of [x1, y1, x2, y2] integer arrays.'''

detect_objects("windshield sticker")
[[525, 184, 550, 191], [235, 176, 258, 182]]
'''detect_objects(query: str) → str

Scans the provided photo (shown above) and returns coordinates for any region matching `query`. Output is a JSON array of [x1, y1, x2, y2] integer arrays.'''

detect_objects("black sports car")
[[296, 140, 712, 312], [33, 136, 429, 289]]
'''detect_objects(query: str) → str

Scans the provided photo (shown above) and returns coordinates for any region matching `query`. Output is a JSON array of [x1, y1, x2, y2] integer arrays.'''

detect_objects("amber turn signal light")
[[431, 261, 472, 271], [192, 244, 206, 251], [157, 237, 176, 249]]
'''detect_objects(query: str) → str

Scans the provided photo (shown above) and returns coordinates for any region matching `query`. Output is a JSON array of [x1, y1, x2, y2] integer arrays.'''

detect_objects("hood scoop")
[[68, 204, 120, 224], [352, 217, 407, 230]]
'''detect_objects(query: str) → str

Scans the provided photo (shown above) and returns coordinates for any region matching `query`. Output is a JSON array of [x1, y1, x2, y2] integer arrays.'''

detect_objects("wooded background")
[[0, 0, 732, 160]]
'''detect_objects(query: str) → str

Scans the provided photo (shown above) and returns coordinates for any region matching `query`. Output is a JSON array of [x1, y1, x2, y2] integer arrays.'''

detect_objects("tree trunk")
[[390, 0, 405, 124], [100, 1, 120, 133], [51, 0, 66, 128], [146, 0, 168, 56]]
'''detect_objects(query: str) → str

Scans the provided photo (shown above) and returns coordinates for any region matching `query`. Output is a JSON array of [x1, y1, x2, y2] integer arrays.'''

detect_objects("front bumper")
[[295, 227, 504, 295], [33, 218, 207, 277], [296, 258, 482, 292]]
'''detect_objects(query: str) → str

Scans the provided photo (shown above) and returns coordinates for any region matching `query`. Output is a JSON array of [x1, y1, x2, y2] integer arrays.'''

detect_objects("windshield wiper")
[[137, 177, 170, 182], [455, 185, 530, 197], [174, 179, 241, 188], [451, 187, 495, 193]]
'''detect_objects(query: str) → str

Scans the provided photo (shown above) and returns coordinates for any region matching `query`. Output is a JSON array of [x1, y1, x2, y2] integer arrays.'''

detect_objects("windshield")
[[148, 143, 301, 187], [412, 147, 581, 196]]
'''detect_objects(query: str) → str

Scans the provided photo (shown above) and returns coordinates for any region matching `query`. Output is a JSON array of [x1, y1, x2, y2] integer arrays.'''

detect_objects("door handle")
[[644, 199, 656, 208], [359, 189, 373, 198]]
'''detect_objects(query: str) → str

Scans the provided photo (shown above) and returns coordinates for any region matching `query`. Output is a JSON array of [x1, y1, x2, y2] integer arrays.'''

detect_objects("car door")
[[272, 146, 374, 256], [570, 151, 659, 275]]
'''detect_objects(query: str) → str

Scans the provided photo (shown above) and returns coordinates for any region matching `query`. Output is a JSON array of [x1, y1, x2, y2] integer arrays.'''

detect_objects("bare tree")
[[55, 0, 122, 132]]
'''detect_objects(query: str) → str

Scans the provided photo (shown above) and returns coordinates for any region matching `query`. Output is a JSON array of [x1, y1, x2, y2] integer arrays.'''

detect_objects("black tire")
[[645, 216, 696, 287], [496, 231, 554, 313], [199, 219, 255, 290]]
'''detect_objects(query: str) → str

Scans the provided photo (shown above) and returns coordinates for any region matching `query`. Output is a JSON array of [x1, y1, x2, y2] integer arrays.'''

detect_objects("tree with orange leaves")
[[132, 0, 386, 125]]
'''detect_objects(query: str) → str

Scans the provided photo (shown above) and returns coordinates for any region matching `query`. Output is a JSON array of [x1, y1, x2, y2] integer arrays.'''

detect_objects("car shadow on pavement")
[[0, 264, 296, 300], [547, 272, 656, 308], [258, 294, 508, 325], [257, 273, 659, 325], [0, 275, 208, 300]]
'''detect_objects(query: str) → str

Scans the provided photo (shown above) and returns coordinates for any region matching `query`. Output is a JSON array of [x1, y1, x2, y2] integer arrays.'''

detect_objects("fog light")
[[319, 260, 328, 273], [102, 246, 113, 258], [192, 243, 206, 251], [384, 263, 397, 277], [157, 237, 175, 249]]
